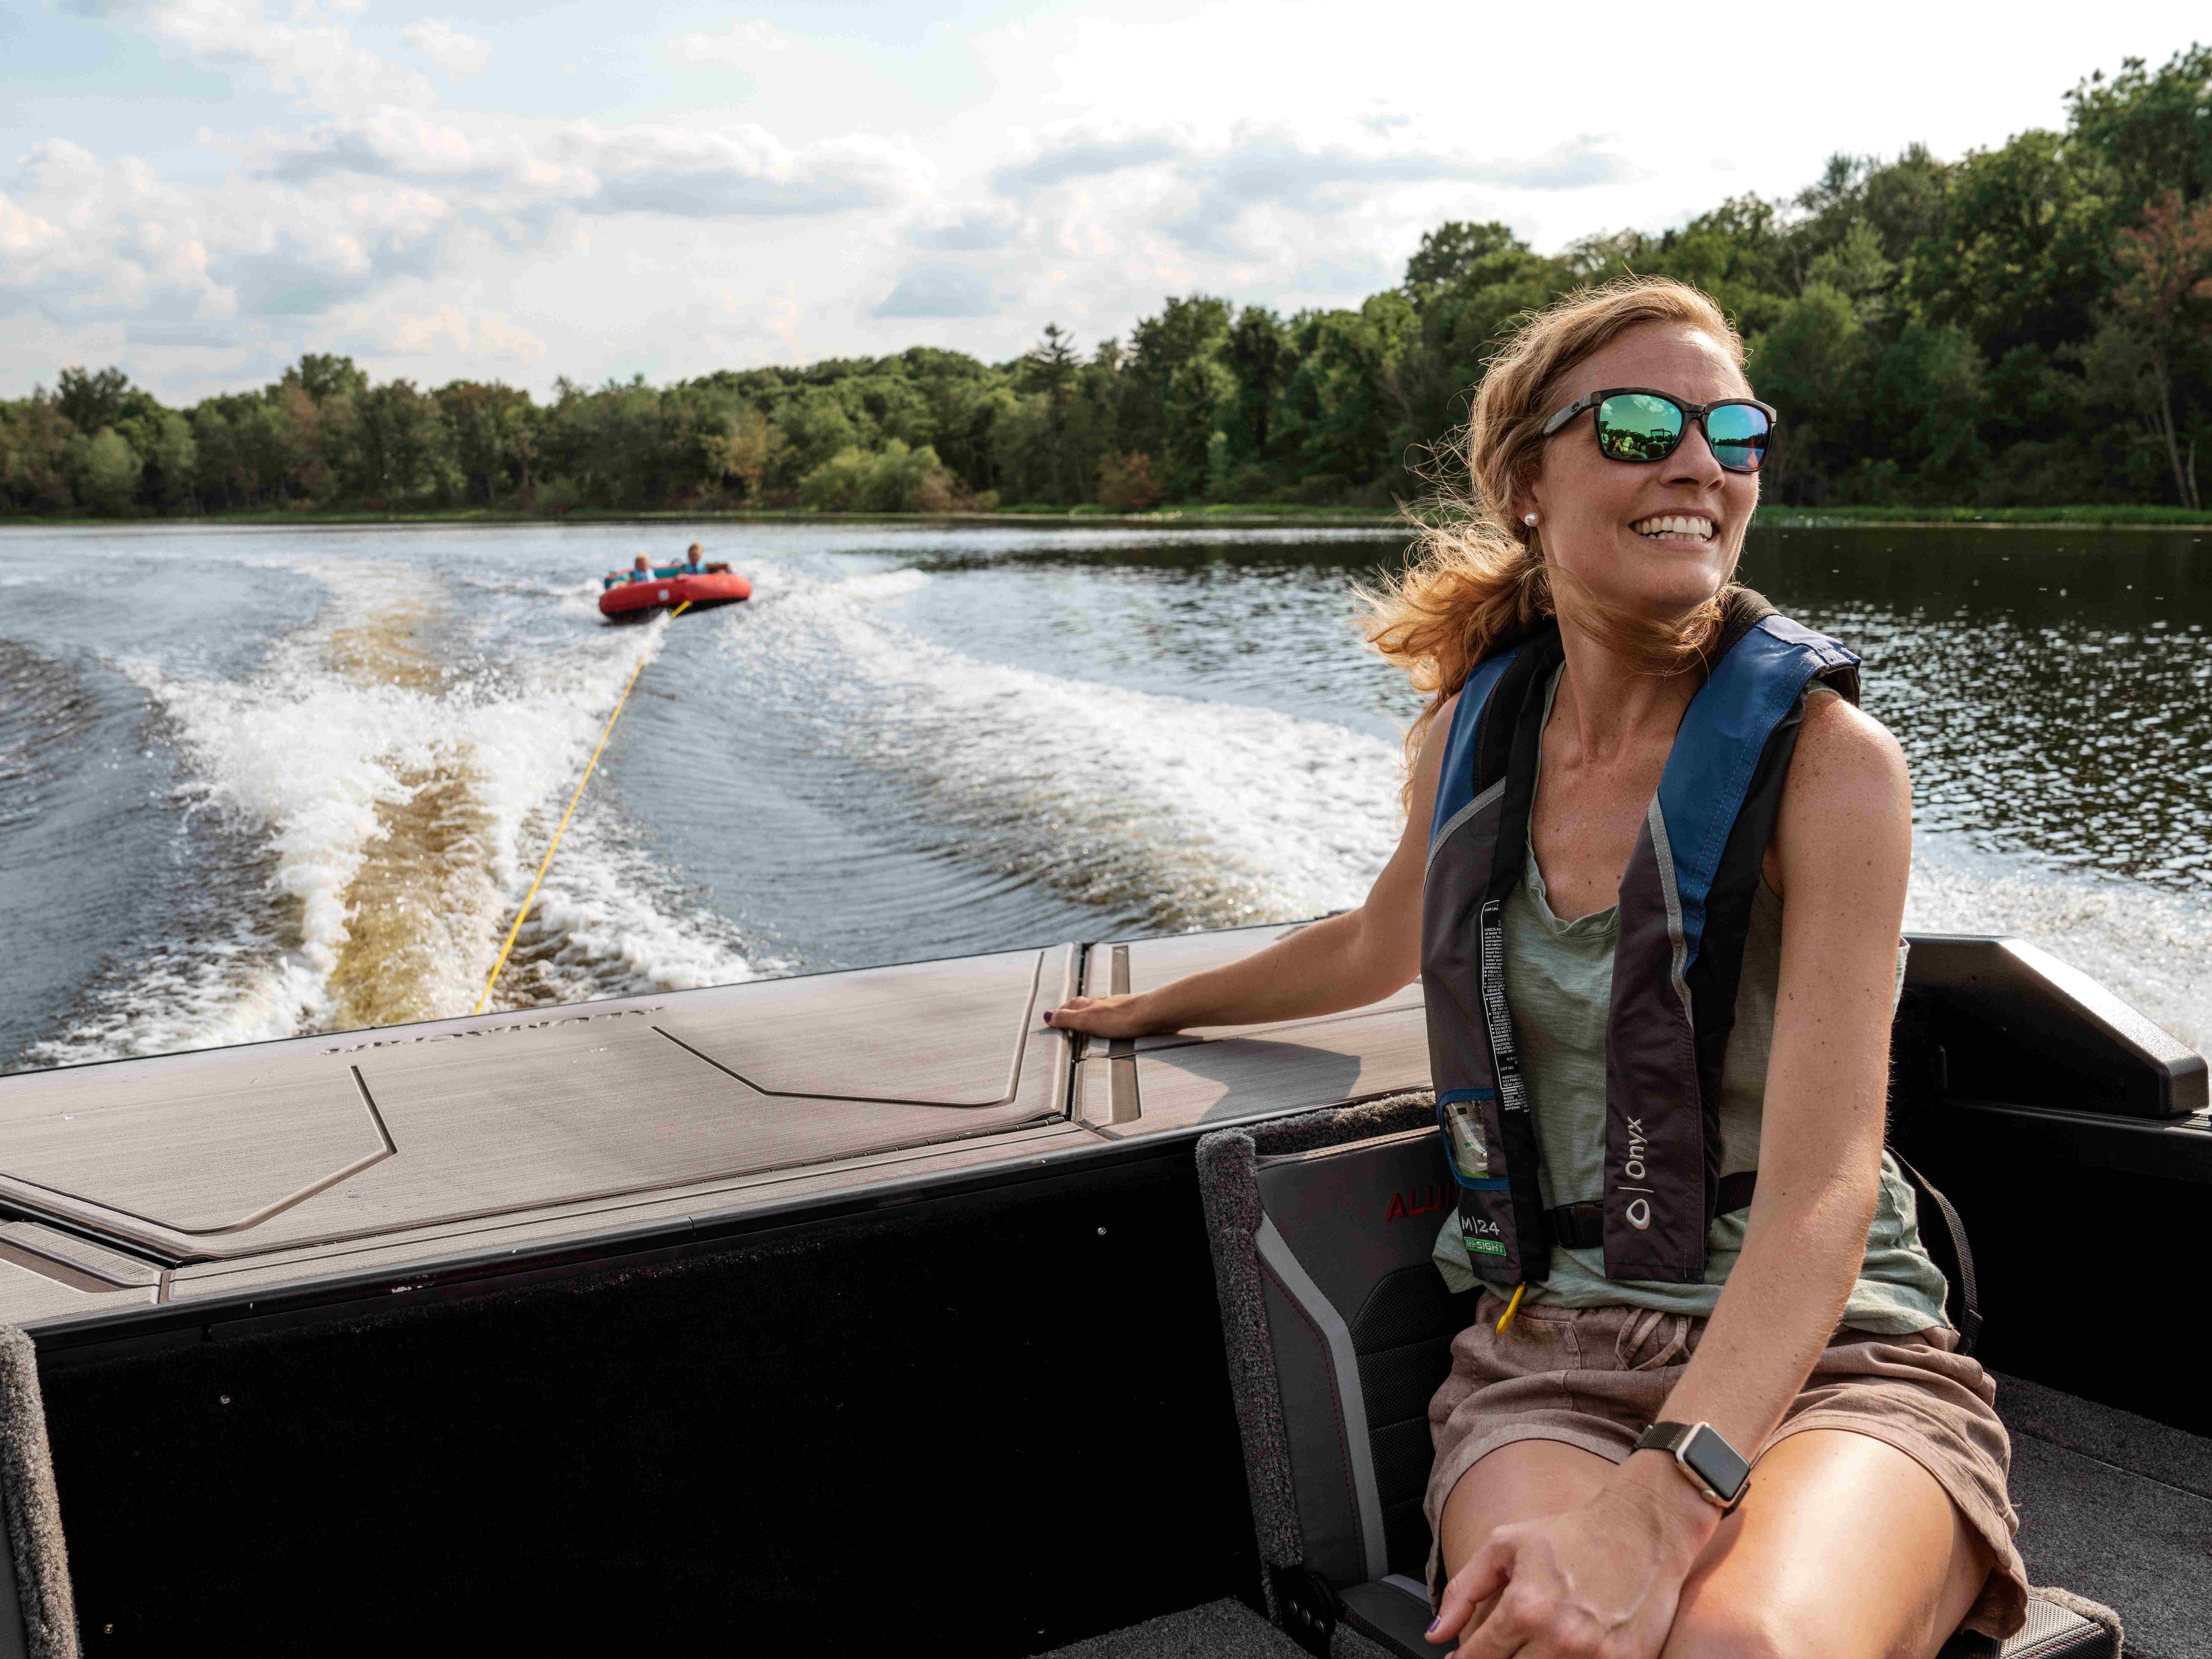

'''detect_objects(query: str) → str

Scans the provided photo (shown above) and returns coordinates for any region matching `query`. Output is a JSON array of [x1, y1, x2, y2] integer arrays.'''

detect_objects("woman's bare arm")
[[1045, 694, 1458, 1037], [1637, 692, 1910, 1463], [1433, 692, 1914, 1657]]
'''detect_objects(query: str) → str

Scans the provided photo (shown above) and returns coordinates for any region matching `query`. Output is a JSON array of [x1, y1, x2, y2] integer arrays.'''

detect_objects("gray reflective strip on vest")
[[1643, 797, 1694, 1025], [1254, 1213, 1390, 1583], [1426, 777, 1505, 876]]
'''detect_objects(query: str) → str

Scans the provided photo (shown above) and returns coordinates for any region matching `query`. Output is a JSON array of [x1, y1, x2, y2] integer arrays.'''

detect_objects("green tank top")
[[1431, 670, 1951, 1334]]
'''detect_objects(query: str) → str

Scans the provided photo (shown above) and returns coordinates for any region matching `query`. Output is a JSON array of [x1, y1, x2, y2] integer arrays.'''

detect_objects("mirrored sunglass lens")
[[1595, 394, 1684, 462], [1704, 403, 1771, 472]]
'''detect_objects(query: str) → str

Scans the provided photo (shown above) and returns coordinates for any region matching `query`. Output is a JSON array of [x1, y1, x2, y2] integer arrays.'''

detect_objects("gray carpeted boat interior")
[[1032, 1369, 2197, 1659], [1034, 1599, 1307, 1659], [0, 1326, 77, 1659], [2001, 1373, 2210, 1659]]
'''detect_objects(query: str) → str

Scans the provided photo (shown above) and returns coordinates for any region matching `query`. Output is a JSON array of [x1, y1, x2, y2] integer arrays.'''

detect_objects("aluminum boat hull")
[[0, 926, 2203, 1654]]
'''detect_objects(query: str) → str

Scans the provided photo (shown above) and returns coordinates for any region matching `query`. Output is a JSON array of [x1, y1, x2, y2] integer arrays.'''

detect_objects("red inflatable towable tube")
[[598, 570, 752, 620]]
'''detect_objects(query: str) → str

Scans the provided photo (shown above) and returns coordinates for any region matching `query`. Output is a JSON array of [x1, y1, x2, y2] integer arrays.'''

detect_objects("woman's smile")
[[1628, 512, 1718, 545]]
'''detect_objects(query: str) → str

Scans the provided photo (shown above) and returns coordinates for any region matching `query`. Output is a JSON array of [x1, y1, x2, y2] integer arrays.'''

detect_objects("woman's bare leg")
[[1437, 1438, 1618, 1575], [1436, 1432, 1993, 1659], [1661, 1429, 1995, 1659]]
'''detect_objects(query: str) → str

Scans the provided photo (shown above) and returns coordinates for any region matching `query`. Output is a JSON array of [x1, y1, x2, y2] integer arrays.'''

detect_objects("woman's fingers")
[[1429, 1535, 1515, 1645], [1454, 1585, 1543, 1659], [1040, 994, 1137, 1036]]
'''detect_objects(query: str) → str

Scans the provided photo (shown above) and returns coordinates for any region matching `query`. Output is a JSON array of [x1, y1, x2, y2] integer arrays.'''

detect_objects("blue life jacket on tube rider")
[[1422, 587, 1861, 1289]]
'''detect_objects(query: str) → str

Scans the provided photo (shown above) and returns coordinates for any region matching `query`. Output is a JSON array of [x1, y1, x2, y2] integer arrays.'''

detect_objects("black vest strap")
[[1889, 1152, 1982, 1355], [1547, 1171, 1757, 1253]]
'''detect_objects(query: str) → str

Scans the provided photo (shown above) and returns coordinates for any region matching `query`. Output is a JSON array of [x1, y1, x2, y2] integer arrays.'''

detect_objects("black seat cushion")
[[1348, 1264, 1472, 1578]]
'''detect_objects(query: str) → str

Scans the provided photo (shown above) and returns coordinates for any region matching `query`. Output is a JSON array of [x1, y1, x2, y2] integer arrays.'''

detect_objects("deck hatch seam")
[[0, 1065, 399, 1255], [647, 950, 1045, 1109]]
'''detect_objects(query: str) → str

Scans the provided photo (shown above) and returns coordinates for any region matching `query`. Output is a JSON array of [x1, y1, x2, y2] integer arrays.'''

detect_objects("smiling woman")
[[1046, 277, 2027, 1659]]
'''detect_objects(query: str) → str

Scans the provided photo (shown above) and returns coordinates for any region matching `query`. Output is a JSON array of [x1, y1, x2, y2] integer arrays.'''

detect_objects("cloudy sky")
[[4, 1, 2206, 400]]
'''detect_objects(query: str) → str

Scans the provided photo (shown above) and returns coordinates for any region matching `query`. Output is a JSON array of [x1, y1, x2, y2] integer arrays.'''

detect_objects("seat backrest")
[[1198, 1096, 1472, 1589]]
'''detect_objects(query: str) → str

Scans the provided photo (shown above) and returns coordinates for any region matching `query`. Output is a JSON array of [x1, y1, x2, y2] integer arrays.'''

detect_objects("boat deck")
[[1039, 1369, 2211, 1659], [2000, 1375, 2211, 1658], [2, 923, 2206, 1654], [0, 923, 1430, 1329]]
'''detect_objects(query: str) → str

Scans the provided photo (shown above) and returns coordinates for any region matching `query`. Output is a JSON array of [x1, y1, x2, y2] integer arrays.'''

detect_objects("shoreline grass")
[[4, 502, 2210, 533]]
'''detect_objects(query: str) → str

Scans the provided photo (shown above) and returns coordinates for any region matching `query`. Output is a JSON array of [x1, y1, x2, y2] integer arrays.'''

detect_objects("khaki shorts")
[[1424, 1295, 2028, 1640]]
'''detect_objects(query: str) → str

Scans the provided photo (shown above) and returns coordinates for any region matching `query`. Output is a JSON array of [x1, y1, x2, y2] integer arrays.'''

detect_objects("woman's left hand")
[[1428, 1468, 1717, 1659]]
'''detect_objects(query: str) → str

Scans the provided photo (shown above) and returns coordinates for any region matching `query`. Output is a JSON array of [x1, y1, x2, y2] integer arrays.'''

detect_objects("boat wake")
[[26, 560, 760, 1065], [718, 562, 1406, 934], [0, 639, 100, 836], [1908, 832, 2212, 1050]]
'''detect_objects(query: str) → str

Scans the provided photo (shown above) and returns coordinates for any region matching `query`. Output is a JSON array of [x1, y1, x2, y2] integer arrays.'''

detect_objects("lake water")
[[2, 519, 2208, 1073]]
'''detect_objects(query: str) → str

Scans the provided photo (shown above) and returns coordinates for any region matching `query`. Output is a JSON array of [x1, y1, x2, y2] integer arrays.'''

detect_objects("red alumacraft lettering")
[[1385, 1185, 1449, 1222]]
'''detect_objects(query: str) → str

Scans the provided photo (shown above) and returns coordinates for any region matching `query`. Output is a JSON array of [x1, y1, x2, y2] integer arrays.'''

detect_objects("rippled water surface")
[[3, 519, 2208, 1069]]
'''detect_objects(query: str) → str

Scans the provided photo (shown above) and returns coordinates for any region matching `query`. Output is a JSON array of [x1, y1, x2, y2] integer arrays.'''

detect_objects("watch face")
[[1682, 1425, 1751, 1502]]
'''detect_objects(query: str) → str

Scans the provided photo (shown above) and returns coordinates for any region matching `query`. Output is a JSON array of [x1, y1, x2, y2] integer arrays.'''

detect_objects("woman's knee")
[[1659, 1595, 1816, 1659]]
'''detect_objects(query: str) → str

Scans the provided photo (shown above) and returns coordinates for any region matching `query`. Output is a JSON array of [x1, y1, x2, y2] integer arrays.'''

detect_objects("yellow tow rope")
[[472, 600, 690, 1014]]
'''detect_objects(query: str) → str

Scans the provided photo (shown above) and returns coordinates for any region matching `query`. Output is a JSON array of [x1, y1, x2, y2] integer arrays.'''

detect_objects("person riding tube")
[[1045, 276, 2026, 1658]]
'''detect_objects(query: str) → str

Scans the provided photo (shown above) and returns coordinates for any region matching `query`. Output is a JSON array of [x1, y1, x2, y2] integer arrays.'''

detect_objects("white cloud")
[[872, 262, 1000, 319], [13, 0, 2212, 399], [567, 123, 929, 218], [148, 0, 435, 111], [0, 137, 467, 352], [666, 20, 791, 69], [250, 111, 930, 221], [382, 303, 545, 358], [401, 19, 494, 79]]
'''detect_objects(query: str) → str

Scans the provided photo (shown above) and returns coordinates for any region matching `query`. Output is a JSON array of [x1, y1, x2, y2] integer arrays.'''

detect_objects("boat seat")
[[1193, 1095, 2120, 1659]]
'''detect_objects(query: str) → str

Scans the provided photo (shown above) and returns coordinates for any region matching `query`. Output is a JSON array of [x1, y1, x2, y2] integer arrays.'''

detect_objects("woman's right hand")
[[1041, 994, 1160, 1039]]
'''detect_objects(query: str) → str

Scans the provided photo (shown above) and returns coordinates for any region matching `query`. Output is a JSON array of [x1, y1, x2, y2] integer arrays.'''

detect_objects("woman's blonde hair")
[[1363, 275, 1751, 791]]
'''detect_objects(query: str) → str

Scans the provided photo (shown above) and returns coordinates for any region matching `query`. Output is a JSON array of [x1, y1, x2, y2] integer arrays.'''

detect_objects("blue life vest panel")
[[1421, 589, 1861, 1287]]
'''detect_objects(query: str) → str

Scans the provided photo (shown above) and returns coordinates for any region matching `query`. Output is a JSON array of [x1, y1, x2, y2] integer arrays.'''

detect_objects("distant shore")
[[5, 503, 2212, 533]]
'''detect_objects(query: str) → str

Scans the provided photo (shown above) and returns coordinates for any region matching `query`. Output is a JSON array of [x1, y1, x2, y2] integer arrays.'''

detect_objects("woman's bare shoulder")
[[1400, 689, 1462, 841], [1771, 691, 1911, 899], [1791, 688, 1909, 806]]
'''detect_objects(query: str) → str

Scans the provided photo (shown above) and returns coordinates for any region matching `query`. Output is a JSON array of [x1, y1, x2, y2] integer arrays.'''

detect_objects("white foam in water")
[[1909, 831, 2212, 1050], [741, 563, 2212, 1044], [728, 563, 1408, 928], [503, 811, 775, 997], [35, 559, 758, 1062]]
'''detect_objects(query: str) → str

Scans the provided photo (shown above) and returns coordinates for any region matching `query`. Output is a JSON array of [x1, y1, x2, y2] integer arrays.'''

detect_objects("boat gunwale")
[[17, 1091, 1409, 1366]]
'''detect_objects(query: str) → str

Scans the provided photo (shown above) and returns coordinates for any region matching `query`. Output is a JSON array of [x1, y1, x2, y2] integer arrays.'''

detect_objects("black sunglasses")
[[1540, 388, 1776, 475]]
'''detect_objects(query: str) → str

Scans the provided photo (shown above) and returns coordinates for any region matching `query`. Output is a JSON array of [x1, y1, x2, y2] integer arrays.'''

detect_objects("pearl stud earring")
[[1523, 512, 1538, 526]]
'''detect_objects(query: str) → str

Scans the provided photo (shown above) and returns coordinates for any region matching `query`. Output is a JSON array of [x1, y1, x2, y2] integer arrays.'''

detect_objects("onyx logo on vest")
[[1621, 1117, 1652, 1229]]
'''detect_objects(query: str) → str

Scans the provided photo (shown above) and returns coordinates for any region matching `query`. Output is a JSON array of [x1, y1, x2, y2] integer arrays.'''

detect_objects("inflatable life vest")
[[1421, 589, 1860, 1288]]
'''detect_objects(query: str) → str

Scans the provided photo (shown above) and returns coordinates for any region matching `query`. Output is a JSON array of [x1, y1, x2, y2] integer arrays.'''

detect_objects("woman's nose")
[[1665, 424, 1728, 488]]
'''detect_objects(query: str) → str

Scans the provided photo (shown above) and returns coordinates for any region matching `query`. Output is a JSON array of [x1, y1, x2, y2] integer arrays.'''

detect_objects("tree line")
[[5, 46, 2209, 518]]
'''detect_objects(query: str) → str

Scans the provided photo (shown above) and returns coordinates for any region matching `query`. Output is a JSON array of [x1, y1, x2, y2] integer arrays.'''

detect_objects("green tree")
[[283, 354, 370, 403], [139, 412, 200, 511], [2107, 188, 2212, 504], [1224, 306, 1288, 466], [1909, 129, 2109, 361], [1019, 323, 1083, 503], [1747, 285, 1866, 503], [2065, 46, 2212, 207], [54, 367, 153, 434], [78, 428, 142, 515]]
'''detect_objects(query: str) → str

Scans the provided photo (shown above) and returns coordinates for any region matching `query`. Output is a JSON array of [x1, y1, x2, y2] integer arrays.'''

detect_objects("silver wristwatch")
[[1632, 1420, 1752, 1512]]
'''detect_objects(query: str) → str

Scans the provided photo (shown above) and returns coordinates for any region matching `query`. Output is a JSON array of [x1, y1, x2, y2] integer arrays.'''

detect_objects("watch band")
[[1632, 1420, 1752, 1512]]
